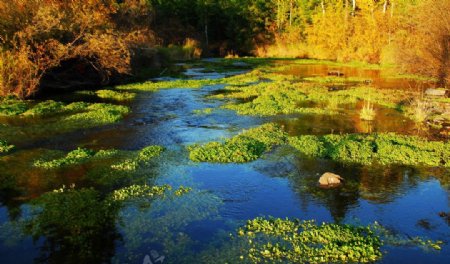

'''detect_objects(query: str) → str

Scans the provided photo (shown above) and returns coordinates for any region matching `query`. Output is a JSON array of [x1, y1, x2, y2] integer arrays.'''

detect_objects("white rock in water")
[[425, 89, 447, 97], [319, 172, 344, 186]]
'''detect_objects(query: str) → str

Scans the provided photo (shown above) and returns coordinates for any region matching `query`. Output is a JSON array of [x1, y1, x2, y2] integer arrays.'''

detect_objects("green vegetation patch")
[[33, 145, 163, 170], [288, 133, 450, 167], [0, 100, 130, 143], [116, 78, 222, 92], [0, 139, 14, 154], [111, 145, 164, 171], [33, 148, 118, 169], [303, 76, 369, 84], [217, 77, 406, 117], [24, 184, 192, 257], [238, 217, 382, 263], [112, 184, 192, 201], [23, 100, 65, 116], [0, 97, 28, 116], [95, 89, 136, 101], [25, 187, 119, 255], [63, 103, 130, 126], [188, 123, 287, 163]]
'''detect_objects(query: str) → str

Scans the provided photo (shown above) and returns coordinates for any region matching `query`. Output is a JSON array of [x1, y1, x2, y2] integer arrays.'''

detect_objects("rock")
[[328, 71, 344, 76], [425, 88, 448, 97], [319, 172, 344, 186]]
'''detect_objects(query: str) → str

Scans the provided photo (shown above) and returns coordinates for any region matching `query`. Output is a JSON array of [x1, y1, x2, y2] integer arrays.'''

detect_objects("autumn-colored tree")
[[395, 0, 450, 86], [0, 0, 155, 98]]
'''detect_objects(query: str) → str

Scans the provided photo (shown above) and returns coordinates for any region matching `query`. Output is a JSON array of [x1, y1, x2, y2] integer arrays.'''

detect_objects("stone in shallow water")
[[425, 88, 448, 97], [318, 172, 344, 186]]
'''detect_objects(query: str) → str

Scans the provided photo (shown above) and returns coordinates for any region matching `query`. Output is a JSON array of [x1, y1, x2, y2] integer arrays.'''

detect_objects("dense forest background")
[[0, 0, 449, 98]]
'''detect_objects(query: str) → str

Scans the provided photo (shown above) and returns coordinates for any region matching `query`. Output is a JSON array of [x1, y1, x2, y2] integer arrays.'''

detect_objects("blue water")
[[0, 61, 449, 263]]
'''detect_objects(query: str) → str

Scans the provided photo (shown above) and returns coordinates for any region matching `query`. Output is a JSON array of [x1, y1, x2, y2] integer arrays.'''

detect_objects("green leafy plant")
[[111, 184, 192, 201], [188, 123, 287, 163], [0, 139, 14, 154], [23, 100, 65, 116], [288, 133, 450, 167], [0, 97, 28, 116], [95, 89, 136, 101], [111, 145, 164, 171], [238, 217, 383, 263]]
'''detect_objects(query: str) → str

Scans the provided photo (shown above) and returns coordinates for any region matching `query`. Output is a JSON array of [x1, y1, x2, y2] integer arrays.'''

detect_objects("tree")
[[396, 0, 450, 86], [0, 0, 154, 98]]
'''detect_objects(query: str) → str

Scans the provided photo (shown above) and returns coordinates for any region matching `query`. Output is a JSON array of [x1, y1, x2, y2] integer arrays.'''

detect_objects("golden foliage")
[[0, 0, 155, 98]]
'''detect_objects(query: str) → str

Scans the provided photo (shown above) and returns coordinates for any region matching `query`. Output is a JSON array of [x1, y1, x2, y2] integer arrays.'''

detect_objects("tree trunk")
[[321, 0, 325, 15], [352, 0, 356, 16], [391, 0, 395, 18], [383, 0, 388, 14], [289, 0, 293, 27], [438, 35, 450, 87], [345, 0, 348, 20]]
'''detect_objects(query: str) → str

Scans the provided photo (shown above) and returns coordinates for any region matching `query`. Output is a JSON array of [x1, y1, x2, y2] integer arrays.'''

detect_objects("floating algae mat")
[[0, 59, 449, 263]]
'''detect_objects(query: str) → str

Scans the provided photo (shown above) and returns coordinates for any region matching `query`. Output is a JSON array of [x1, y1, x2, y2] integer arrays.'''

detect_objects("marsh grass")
[[360, 101, 376, 121], [406, 98, 431, 123]]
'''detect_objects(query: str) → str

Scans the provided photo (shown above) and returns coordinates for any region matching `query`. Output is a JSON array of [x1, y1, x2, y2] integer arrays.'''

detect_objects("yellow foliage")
[[0, 0, 155, 98]]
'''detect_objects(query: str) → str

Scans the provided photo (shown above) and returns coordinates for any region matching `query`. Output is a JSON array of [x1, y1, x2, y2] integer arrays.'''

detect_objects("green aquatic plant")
[[110, 159, 139, 171], [0, 139, 14, 154], [23, 100, 65, 116], [188, 123, 287, 163], [238, 217, 382, 263], [64, 103, 130, 126], [33, 148, 120, 169], [64, 101, 90, 111], [95, 89, 136, 101], [0, 97, 28, 116], [33, 145, 163, 170], [303, 76, 369, 84], [137, 145, 164, 162], [288, 133, 450, 167], [0, 102, 131, 143], [111, 145, 164, 171], [25, 187, 119, 256], [34, 148, 98, 169], [216, 77, 407, 117], [193, 108, 214, 115], [116, 78, 222, 91], [111, 184, 192, 201], [371, 222, 443, 251]]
